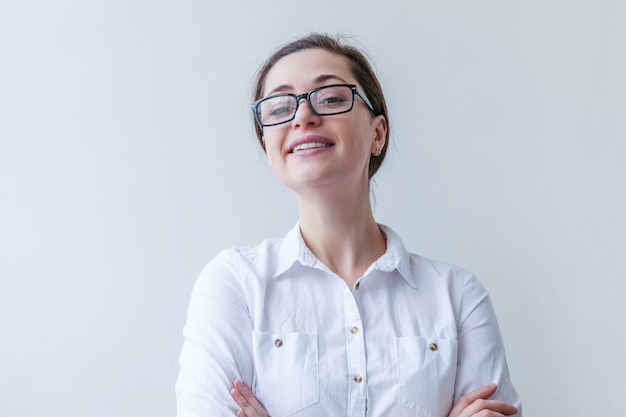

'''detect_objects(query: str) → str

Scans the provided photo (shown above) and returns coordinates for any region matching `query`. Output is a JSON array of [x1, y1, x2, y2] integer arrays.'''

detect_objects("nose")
[[291, 98, 321, 127]]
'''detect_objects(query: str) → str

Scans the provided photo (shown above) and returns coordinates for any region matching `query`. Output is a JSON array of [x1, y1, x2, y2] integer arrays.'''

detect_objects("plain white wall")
[[1, 0, 624, 416]]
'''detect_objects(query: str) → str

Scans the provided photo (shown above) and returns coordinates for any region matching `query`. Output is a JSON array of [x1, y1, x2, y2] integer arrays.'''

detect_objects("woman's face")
[[261, 48, 386, 196]]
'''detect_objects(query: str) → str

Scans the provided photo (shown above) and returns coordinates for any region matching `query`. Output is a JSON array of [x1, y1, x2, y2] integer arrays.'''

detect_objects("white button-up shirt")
[[176, 224, 521, 417]]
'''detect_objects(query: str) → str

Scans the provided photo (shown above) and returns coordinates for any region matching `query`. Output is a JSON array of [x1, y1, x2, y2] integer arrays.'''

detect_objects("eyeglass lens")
[[258, 85, 354, 126]]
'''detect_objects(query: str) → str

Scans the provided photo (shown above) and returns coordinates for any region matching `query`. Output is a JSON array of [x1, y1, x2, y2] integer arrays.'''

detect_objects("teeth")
[[292, 142, 331, 152]]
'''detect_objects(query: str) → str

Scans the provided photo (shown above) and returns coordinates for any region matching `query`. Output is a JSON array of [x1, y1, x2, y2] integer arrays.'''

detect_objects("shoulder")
[[381, 224, 479, 291], [200, 236, 283, 280], [196, 224, 301, 289], [409, 253, 474, 283], [409, 252, 482, 293], [408, 253, 492, 325], [382, 224, 486, 306]]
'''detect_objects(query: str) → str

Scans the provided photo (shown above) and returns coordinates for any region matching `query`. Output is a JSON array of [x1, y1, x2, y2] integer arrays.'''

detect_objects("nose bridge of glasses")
[[293, 92, 318, 116]]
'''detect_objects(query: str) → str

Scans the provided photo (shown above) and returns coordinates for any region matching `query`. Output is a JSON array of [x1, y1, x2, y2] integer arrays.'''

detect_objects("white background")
[[1, 1, 624, 416]]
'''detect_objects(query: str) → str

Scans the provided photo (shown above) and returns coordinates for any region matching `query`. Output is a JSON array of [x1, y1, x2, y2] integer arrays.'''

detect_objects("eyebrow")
[[265, 74, 349, 96]]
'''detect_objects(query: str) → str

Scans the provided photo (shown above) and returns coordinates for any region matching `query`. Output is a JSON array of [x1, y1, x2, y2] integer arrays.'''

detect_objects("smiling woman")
[[251, 34, 390, 180], [175, 33, 522, 417], [254, 47, 387, 201]]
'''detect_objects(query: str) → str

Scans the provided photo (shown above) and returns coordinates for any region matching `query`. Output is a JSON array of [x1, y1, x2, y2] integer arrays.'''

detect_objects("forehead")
[[263, 48, 355, 94]]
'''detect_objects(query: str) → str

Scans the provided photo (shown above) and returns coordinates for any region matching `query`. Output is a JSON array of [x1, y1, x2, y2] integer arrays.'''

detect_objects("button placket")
[[343, 283, 367, 415]]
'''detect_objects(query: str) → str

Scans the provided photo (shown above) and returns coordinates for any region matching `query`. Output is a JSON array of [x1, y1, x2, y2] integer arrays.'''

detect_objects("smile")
[[291, 142, 333, 153]]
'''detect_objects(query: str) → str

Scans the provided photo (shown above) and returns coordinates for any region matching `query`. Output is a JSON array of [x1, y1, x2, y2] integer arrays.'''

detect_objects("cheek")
[[355, 125, 377, 150], [267, 152, 276, 169], [264, 139, 280, 169], [262, 128, 286, 167]]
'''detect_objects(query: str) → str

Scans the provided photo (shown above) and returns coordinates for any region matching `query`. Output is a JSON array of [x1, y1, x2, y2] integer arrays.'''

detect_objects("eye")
[[269, 105, 292, 117], [263, 96, 296, 120], [314, 86, 351, 109], [321, 95, 347, 105]]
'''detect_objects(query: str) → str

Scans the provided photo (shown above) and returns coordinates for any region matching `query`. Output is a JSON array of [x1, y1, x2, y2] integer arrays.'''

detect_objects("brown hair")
[[252, 33, 390, 179]]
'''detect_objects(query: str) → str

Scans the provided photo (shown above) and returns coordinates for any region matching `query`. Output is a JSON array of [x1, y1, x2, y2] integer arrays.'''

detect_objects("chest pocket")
[[395, 335, 458, 417], [252, 331, 319, 417]]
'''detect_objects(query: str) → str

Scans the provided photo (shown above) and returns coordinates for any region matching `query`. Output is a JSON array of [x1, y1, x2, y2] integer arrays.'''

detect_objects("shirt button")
[[275, 339, 283, 347], [351, 327, 359, 334], [355, 282, 360, 290], [354, 375, 363, 383], [429, 343, 438, 351]]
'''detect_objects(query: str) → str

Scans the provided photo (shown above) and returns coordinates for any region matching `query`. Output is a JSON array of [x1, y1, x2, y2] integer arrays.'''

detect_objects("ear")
[[370, 115, 387, 154]]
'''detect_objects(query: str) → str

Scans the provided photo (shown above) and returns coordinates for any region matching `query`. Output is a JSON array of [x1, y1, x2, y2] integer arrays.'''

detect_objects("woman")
[[176, 33, 521, 417]]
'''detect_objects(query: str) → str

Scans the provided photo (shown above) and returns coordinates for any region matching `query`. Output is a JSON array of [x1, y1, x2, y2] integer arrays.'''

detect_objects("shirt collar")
[[374, 224, 415, 288], [274, 223, 415, 288], [274, 222, 314, 277]]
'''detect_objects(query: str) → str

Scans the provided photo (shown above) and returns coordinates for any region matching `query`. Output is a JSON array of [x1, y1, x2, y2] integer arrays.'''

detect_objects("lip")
[[287, 135, 334, 154]]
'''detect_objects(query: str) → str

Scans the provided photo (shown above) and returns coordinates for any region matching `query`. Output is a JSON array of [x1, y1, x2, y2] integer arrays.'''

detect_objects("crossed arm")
[[230, 380, 518, 417], [177, 254, 520, 416]]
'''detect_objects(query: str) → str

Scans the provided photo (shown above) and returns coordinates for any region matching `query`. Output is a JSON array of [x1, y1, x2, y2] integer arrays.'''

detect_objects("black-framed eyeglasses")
[[252, 84, 375, 128]]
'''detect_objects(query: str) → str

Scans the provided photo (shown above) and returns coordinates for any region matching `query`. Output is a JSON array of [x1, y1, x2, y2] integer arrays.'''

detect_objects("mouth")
[[290, 142, 333, 153], [288, 135, 334, 154]]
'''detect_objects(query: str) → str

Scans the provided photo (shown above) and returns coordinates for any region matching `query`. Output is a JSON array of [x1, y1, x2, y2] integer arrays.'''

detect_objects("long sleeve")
[[175, 226, 522, 417], [453, 273, 522, 415], [176, 250, 254, 417]]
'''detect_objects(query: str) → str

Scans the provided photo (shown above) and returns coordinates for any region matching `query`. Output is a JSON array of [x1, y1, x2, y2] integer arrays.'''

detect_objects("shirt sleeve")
[[454, 273, 523, 416], [176, 249, 254, 417]]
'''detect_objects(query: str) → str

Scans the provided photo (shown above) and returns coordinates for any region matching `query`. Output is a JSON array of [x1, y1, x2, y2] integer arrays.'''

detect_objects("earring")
[[373, 149, 382, 156]]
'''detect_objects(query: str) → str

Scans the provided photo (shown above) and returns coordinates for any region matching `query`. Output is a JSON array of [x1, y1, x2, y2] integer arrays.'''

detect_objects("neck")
[[295, 183, 387, 288]]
